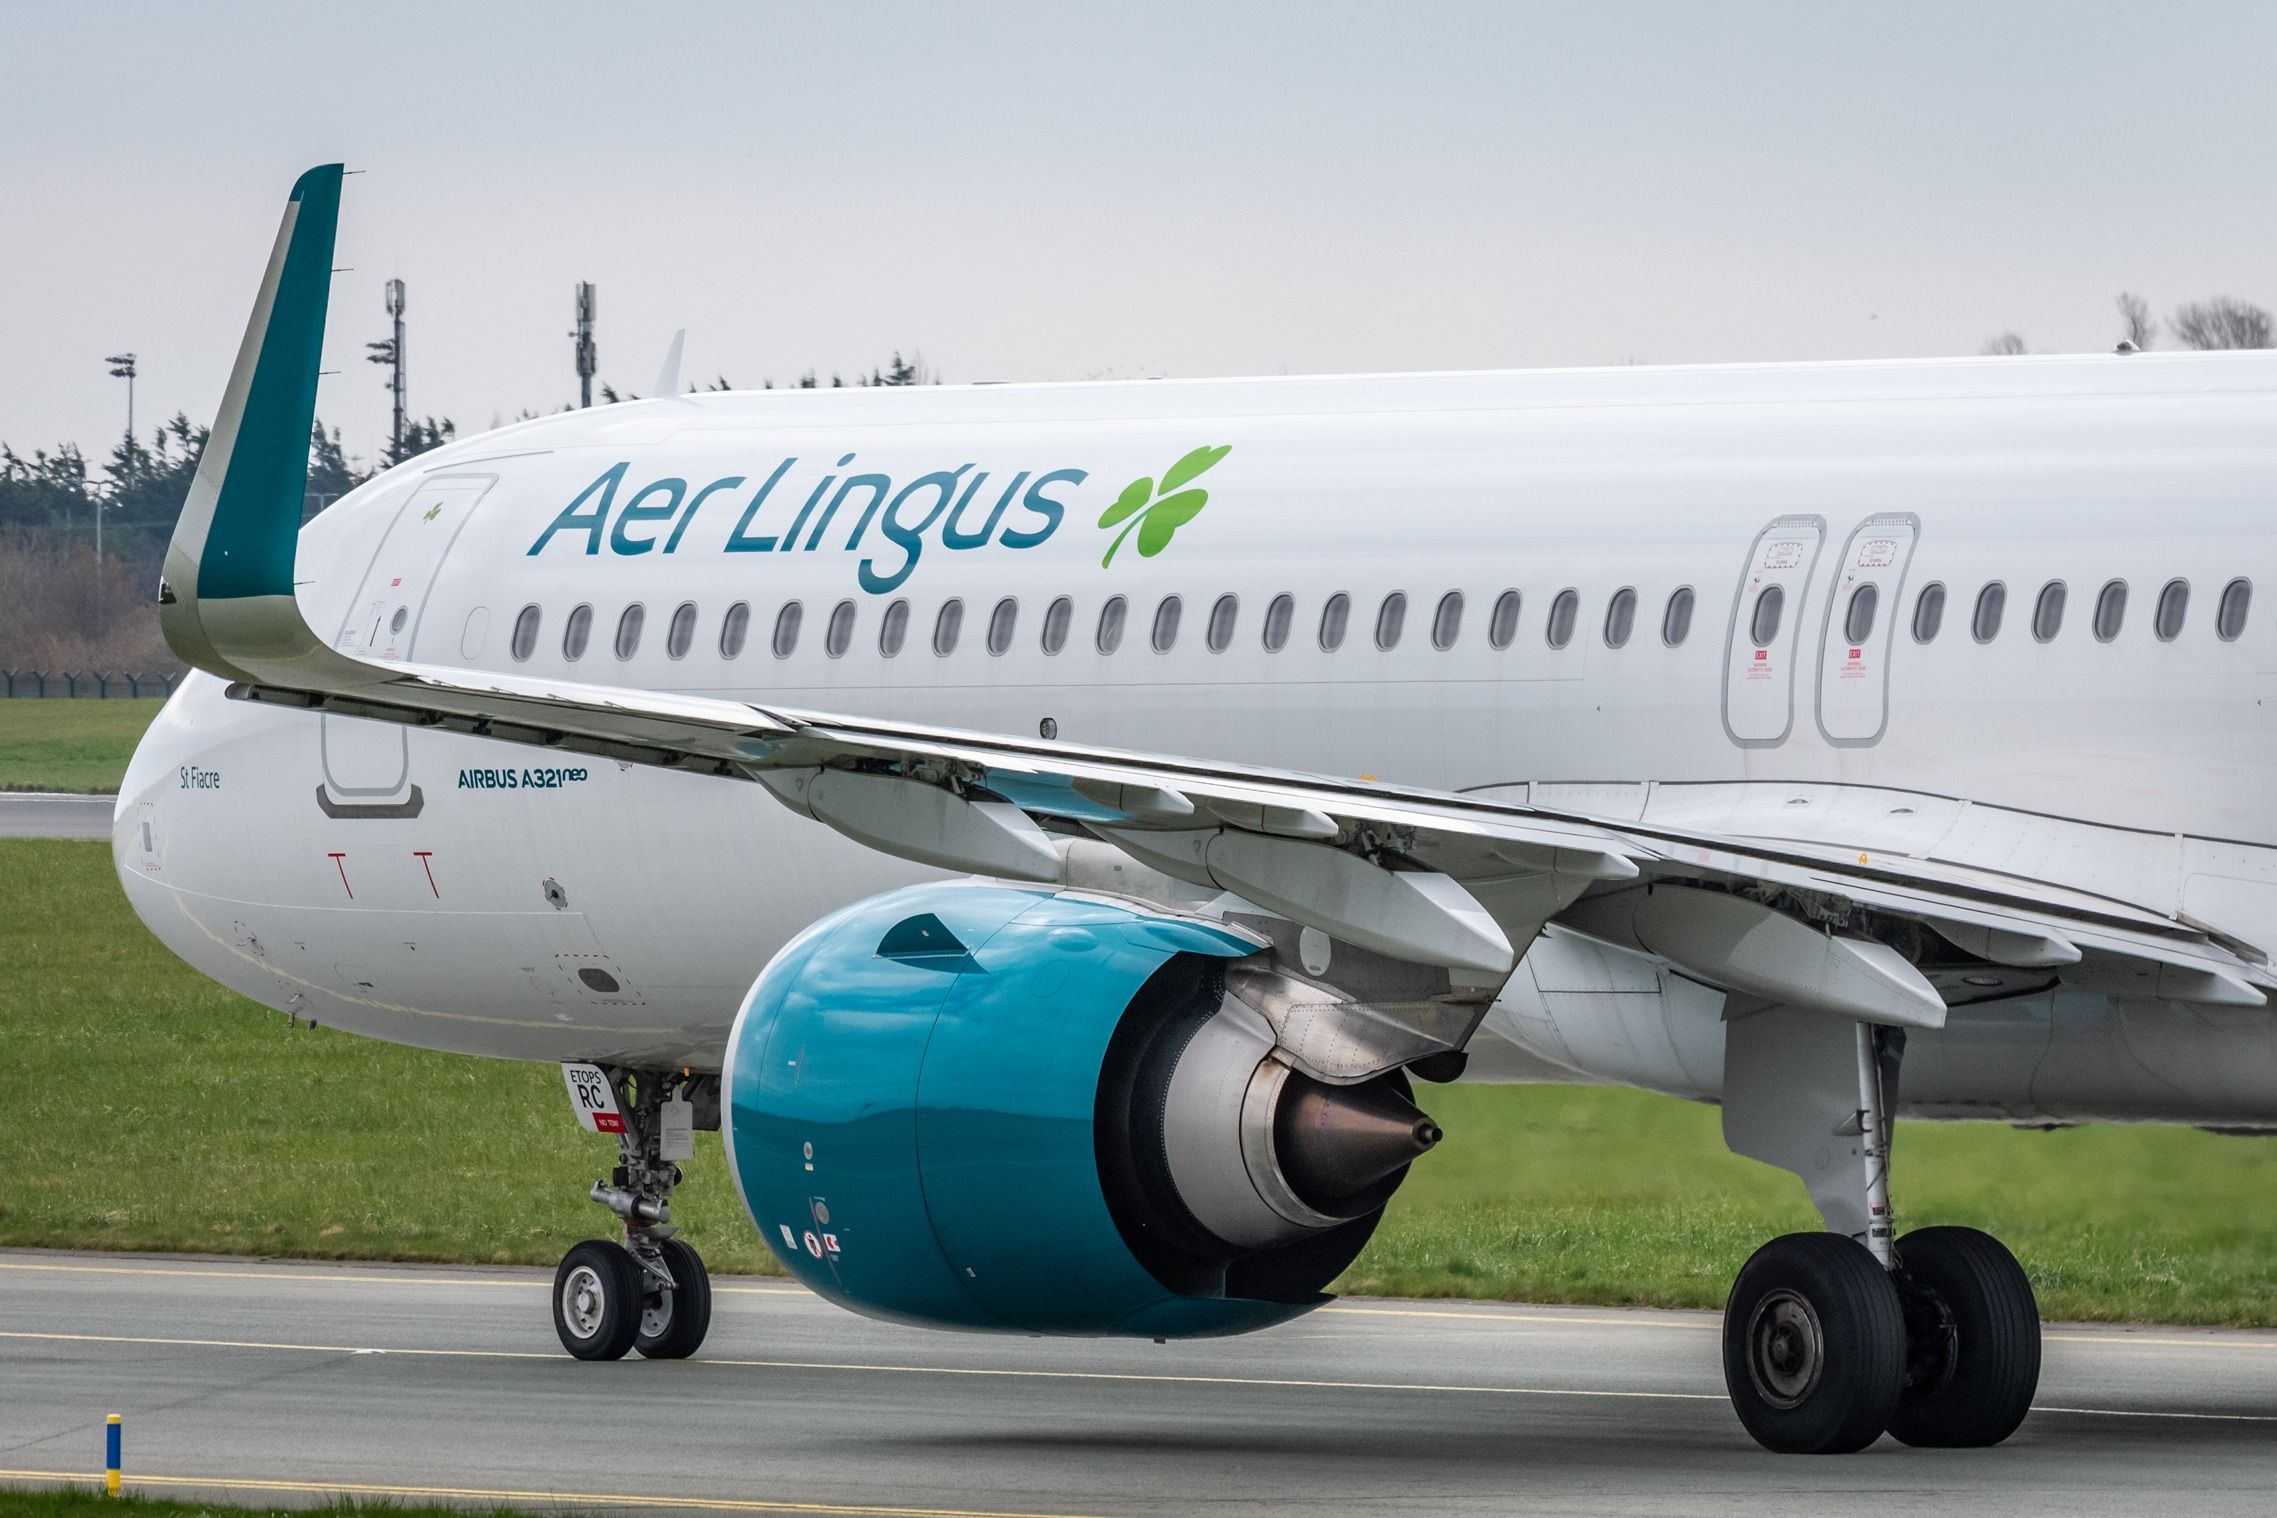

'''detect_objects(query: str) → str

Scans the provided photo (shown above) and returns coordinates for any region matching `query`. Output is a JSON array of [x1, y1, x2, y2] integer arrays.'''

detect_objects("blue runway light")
[[104, 1412, 121, 1496]]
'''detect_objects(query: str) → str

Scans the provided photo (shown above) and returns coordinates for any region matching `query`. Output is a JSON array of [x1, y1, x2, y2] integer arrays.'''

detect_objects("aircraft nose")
[[112, 670, 228, 884]]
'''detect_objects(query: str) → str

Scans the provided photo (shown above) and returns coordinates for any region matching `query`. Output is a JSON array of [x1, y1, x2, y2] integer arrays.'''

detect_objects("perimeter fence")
[[1, 671, 181, 699]]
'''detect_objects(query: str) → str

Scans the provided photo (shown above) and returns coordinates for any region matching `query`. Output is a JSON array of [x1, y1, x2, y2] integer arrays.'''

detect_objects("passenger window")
[[826, 599, 856, 658], [1911, 582, 1945, 643], [1041, 596, 1073, 655], [772, 601, 802, 658], [1152, 595, 1182, 652], [933, 598, 963, 656], [1746, 586, 1781, 648], [1432, 591, 1463, 650], [2093, 580, 2126, 643], [1547, 588, 1580, 649], [666, 601, 697, 660], [1319, 592, 1350, 651], [879, 598, 909, 656], [510, 604, 541, 662], [987, 597, 1017, 656], [1375, 591, 1407, 650], [1604, 586, 1637, 648], [614, 603, 645, 660], [1842, 583, 1878, 646], [1972, 582, 2006, 644], [2031, 581, 2066, 643], [2218, 578, 2252, 641], [2154, 579, 2188, 641], [1096, 595, 1127, 654], [563, 603, 593, 661], [720, 601, 750, 658], [1207, 594, 1238, 653], [1488, 590, 1521, 650], [1662, 586, 1695, 647], [1263, 593, 1294, 652]]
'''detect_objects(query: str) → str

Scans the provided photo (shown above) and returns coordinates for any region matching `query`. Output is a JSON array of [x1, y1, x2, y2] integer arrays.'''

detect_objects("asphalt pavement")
[[0, 1248, 2271, 1516], [0, 793, 113, 840]]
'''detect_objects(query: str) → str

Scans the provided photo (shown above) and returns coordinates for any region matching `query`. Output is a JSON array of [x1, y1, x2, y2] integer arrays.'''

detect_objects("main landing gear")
[[1721, 1010, 2041, 1453], [552, 1066, 718, 1362]]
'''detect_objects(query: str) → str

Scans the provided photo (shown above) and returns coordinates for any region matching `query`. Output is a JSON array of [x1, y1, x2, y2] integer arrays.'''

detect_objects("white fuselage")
[[116, 353, 2277, 1125]]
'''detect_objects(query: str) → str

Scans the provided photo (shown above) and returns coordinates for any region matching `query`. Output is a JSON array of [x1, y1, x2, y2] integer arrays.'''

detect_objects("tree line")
[[0, 351, 937, 674], [0, 349, 937, 567], [1982, 292, 2273, 357]]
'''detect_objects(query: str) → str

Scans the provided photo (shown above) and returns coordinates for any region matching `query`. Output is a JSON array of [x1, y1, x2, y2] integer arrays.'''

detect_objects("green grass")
[[6, 837, 2276, 1323], [0, 700, 162, 793], [0, 1490, 524, 1518], [3, 837, 779, 1276]]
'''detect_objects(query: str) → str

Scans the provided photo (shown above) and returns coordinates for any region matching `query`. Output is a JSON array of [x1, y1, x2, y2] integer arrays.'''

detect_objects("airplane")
[[117, 164, 2277, 1456]]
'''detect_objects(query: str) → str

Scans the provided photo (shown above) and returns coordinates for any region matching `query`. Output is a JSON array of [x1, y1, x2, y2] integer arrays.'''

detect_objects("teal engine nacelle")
[[724, 881, 1442, 1338]]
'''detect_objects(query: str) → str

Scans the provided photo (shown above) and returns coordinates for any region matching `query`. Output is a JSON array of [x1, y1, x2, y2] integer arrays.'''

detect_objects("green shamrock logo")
[[1097, 444, 1231, 567]]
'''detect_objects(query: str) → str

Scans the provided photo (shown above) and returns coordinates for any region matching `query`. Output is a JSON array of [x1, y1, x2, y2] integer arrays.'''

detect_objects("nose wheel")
[[551, 1236, 714, 1361], [552, 1065, 719, 1361], [554, 1239, 643, 1361], [633, 1235, 713, 1359]]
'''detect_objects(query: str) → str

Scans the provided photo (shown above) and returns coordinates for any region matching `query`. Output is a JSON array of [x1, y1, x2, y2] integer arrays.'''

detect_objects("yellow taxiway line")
[[0, 1468, 1109, 1518]]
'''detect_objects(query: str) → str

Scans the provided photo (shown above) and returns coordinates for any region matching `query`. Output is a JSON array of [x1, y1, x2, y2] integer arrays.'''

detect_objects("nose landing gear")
[[551, 1065, 718, 1361]]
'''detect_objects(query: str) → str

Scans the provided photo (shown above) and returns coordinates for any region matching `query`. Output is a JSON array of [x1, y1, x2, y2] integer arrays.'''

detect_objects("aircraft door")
[[1814, 514, 1919, 746], [1721, 515, 1825, 747], [321, 474, 493, 811]]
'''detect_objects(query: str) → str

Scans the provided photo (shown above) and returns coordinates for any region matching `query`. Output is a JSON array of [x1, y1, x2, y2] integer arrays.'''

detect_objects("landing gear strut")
[[1721, 1010, 2041, 1452], [552, 1066, 716, 1362]]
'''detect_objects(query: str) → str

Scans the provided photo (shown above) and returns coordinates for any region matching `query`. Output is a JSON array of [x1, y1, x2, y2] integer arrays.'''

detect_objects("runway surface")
[[1, 1250, 2271, 1516], [0, 793, 112, 839]]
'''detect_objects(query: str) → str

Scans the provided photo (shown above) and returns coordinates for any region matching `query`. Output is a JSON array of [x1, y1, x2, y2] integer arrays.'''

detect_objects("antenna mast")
[[366, 279, 407, 460], [573, 283, 597, 408]]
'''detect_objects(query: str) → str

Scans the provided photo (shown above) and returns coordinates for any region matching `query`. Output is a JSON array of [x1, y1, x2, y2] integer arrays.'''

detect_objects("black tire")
[[635, 1237, 713, 1360], [1887, 1226, 2041, 1448], [1723, 1232, 1907, 1454], [553, 1239, 642, 1361]]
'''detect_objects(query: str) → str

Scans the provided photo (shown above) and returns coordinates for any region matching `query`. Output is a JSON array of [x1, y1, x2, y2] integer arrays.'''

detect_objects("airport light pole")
[[102, 352, 137, 564]]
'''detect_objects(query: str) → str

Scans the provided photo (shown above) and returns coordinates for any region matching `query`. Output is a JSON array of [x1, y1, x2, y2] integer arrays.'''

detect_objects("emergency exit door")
[[321, 473, 493, 809], [1814, 514, 1919, 746], [1721, 515, 1825, 747]]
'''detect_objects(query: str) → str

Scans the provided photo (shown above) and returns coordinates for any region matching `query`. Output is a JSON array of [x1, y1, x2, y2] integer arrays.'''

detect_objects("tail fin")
[[160, 164, 343, 682]]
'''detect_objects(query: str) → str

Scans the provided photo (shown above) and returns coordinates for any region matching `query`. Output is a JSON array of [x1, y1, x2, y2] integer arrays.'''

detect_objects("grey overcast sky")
[[4, 1, 2273, 465]]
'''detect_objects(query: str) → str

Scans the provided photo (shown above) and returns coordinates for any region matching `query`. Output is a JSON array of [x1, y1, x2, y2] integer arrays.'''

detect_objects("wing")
[[164, 166, 2272, 1036]]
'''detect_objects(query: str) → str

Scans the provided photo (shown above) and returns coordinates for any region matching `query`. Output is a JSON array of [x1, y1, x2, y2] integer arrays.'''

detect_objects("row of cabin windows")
[[1741, 575, 2254, 651], [507, 585, 1706, 665], [508, 575, 2254, 667]]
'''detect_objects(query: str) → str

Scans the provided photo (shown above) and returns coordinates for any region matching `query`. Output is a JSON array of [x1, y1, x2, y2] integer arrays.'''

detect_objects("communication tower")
[[366, 279, 407, 458], [573, 283, 597, 408]]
